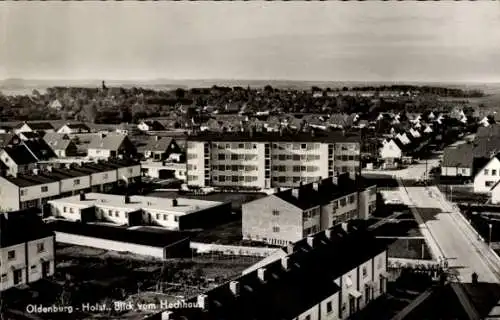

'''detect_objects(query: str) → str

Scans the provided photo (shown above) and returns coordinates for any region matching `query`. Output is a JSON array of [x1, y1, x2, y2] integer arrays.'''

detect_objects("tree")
[[175, 88, 186, 99], [83, 103, 98, 123]]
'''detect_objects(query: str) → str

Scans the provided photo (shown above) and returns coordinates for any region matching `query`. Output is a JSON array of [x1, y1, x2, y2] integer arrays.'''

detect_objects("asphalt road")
[[400, 182, 500, 284]]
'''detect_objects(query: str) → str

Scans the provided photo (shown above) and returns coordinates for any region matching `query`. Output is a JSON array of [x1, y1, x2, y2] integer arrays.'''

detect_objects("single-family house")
[[87, 133, 137, 160], [441, 143, 474, 179], [137, 120, 166, 132], [0, 145, 38, 177], [43, 133, 79, 158], [57, 123, 91, 134], [48, 99, 62, 110], [14, 122, 55, 134], [379, 139, 403, 169], [473, 154, 500, 193], [141, 137, 183, 161]]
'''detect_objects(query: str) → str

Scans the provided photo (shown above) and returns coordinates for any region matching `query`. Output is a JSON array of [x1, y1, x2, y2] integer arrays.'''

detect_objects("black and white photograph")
[[1, 2, 500, 320]]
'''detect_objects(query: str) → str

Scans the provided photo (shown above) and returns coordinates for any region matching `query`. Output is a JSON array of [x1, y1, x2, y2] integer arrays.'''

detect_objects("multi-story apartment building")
[[242, 173, 377, 245], [186, 131, 360, 189], [0, 159, 141, 211], [156, 223, 389, 320], [0, 209, 55, 292]]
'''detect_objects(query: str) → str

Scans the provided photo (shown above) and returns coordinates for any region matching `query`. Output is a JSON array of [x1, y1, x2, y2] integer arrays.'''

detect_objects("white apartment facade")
[[0, 161, 141, 211], [186, 133, 360, 189], [242, 176, 377, 245]]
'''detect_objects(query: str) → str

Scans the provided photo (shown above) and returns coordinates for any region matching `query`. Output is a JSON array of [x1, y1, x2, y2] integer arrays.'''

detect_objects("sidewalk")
[[396, 178, 444, 261]]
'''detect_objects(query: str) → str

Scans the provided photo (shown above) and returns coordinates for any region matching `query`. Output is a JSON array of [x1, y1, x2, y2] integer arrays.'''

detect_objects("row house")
[[186, 131, 361, 190], [242, 173, 377, 245], [0, 159, 141, 212], [159, 223, 389, 320], [0, 210, 55, 292]]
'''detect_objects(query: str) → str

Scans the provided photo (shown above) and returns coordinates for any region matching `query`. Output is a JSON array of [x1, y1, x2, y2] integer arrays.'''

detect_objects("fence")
[[190, 242, 281, 257]]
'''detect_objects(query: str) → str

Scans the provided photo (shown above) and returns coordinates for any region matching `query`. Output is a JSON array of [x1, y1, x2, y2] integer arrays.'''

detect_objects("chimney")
[[341, 222, 349, 232], [324, 228, 333, 239], [281, 256, 290, 270], [229, 281, 240, 296], [307, 235, 316, 248], [172, 198, 178, 207], [312, 182, 319, 191], [292, 188, 299, 199], [80, 192, 86, 201], [161, 311, 174, 320], [257, 268, 267, 282], [197, 294, 208, 310], [286, 243, 295, 254], [124, 195, 131, 204]]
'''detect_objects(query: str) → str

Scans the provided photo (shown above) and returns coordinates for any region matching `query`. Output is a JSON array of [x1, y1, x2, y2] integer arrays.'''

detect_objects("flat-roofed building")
[[48, 193, 232, 231], [242, 173, 377, 245], [186, 131, 361, 189], [0, 160, 141, 212], [0, 209, 55, 292]]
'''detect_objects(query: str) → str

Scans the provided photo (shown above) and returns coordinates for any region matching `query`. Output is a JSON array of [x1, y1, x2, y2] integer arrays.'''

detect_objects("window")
[[163, 214, 168, 220], [272, 226, 280, 232], [348, 195, 355, 204], [363, 266, 367, 278], [486, 181, 494, 187], [63, 207, 67, 213], [493, 170, 498, 176], [156, 214, 160, 220], [104, 173, 109, 179], [485, 169, 489, 175], [8, 250, 15, 260], [37, 242, 45, 253], [20, 189, 26, 196], [108, 210, 112, 216], [304, 315, 311, 320], [69, 208, 73, 214], [339, 198, 347, 207], [41, 186, 48, 193], [128, 168, 133, 174], [326, 301, 333, 313], [174, 216, 179, 222], [272, 210, 280, 216], [31, 265, 37, 273], [0, 274, 6, 282], [218, 154, 225, 161], [231, 154, 238, 161], [301, 144, 307, 150], [115, 211, 119, 217], [73, 179, 80, 186]]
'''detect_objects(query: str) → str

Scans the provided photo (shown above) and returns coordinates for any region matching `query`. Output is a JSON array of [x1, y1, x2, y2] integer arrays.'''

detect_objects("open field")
[[2, 243, 258, 319]]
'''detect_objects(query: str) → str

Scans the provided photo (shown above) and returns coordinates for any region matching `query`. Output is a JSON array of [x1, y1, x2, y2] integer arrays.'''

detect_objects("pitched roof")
[[165, 224, 387, 320], [2, 144, 38, 164], [141, 120, 166, 131], [472, 138, 500, 159], [88, 133, 127, 150], [274, 174, 373, 210], [22, 139, 57, 160], [143, 137, 174, 152], [43, 133, 72, 151], [442, 143, 474, 168], [0, 133, 20, 148], [21, 122, 55, 131], [0, 210, 54, 248], [61, 122, 91, 132]]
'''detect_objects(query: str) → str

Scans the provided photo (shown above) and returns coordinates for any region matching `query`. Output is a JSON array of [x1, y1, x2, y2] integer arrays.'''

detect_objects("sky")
[[1, 2, 500, 82]]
